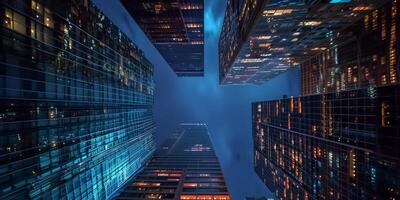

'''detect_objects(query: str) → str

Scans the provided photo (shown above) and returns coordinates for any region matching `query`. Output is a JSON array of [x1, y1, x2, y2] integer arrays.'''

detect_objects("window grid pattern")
[[0, 0, 155, 199], [253, 85, 400, 199]]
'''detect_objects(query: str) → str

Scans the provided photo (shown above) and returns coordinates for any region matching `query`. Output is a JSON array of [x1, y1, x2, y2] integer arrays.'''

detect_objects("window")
[[44, 8, 54, 28], [3, 8, 26, 35]]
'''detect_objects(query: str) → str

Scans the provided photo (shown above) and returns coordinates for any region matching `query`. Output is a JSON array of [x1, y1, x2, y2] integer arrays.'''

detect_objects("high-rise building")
[[219, 0, 391, 85], [252, 85, 400, 199], [114, 123, 231, 200], [0, 0, 155, 199], [252, 1, 400, 199], [301, 0, 399, 95], [121, 0, 204, 77]]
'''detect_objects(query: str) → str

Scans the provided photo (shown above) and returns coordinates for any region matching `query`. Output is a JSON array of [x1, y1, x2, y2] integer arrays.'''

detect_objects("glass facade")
[[114, 123, 230, 200], [301, 0, 399, 95], [251, 1, 399, 199], [253, 81, 400, 199], [0, 0, 155, 199], [219, 0, 392, 85], [121, 0, 204, 77]]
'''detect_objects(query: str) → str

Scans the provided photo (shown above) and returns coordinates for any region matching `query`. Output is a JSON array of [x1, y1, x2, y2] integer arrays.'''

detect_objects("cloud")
[[204, 5, 223, 37]]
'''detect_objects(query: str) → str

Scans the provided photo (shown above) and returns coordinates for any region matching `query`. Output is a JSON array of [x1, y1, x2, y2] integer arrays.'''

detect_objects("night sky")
[[93, 0, 300, 199]]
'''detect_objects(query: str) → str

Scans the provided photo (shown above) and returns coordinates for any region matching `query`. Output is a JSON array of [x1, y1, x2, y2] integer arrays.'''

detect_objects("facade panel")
[[0, 0, 155, 199], [114, 123, 230, 200]]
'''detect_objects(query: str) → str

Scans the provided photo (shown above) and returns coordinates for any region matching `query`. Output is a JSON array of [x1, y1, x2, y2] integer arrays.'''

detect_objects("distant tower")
[[114, 123, 231, 199], [121, 0, 205, 77]]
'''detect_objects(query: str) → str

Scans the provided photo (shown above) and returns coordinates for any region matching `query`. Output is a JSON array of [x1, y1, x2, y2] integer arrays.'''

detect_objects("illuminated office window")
[[381, 102, 392, 127], [388, 0, 398, 83], [3, 8, 26, 35], [44, 8, 54, 28]]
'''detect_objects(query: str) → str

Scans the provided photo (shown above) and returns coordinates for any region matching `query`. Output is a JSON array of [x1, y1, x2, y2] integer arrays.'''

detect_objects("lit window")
[[381, 102, 392, 127], [353, 5, 370, 11], [180, 195, 196, 200], [185, 23, 202, 28], [44, 8, 54, 28], [263, 9, 293, 16], [252, 35, 271, 40], [258, 43, 271, 48], [3, 8, 26, 35], [300, 21, 322, 26]]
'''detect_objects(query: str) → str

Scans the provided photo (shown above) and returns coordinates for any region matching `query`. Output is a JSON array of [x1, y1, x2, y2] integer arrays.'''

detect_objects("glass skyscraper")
[[219, 0, 391, 85], [0, 0, 155, 199], [121, 0, 204, 77], [114, 123, 231, 200], [253, 85, 400, 199], [252, 0, 400, 199]]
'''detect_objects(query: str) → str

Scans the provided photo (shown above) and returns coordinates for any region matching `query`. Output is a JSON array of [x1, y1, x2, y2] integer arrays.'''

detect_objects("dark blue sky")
[[93, 0, 300, 199]]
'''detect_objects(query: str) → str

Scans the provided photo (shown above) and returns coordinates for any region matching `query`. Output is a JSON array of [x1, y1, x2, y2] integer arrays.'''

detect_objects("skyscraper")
[[114, 123, 231, 200], [301, 0, 399, 95], [252, 0, 400, 199], [219, 0, 391, 85], [121, 0, 204, 77], [253, 85, 400, 199], [0, 0, 155, 199]]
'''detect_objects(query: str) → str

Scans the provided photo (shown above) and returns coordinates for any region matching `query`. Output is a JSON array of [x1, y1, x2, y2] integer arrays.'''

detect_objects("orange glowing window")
[[183, 183, 198, 187], [252, 35, 272, 40], [298, 97, 302, 113], [258, 43, 271, 48], [290, 96, 294, 112], [196, 195, 213, 200], [349, 150, 356, 177], [263, 9, 293, 16], [185, 23, 202, 28], [180, 195, 197, 200], [353, 5, 370, 11], [213, 195, 231, 200]]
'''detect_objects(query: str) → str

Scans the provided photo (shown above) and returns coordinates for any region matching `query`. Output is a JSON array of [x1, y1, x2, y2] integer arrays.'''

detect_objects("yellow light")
[[259, 43, 271, 48], [253, 35, 272, 40], [263, 9, 293, 16], [353, 6, 370, 11], [301, 21, 322, 26]]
